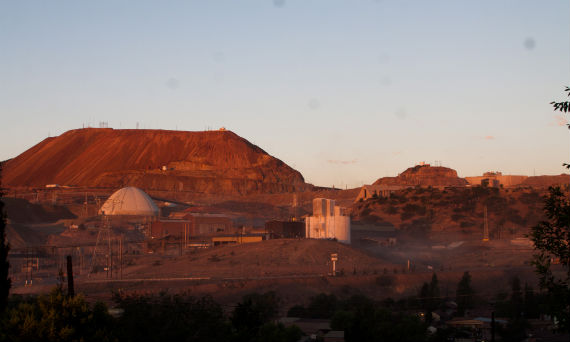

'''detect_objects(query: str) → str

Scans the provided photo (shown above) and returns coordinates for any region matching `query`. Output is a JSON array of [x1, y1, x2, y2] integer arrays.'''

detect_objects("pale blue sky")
[[1, 1, 569, 188]]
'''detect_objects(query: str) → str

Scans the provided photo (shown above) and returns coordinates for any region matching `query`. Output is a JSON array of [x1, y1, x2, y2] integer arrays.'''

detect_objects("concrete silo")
[[305, 198, 351, 244]]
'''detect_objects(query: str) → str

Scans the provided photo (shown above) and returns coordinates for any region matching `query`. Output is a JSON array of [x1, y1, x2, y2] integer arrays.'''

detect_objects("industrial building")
[[99, 187, 159, 216], [149, 213, 268, 247], [354, 185, 405, 202], [305, 198, 351, 244], [264, 220, 305, 238], [465, 172, 528, 188], [150, 213, 233, 239]]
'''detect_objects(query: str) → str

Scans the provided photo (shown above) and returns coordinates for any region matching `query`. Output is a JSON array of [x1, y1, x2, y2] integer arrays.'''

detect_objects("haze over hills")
[[3, 128, 310, 194]]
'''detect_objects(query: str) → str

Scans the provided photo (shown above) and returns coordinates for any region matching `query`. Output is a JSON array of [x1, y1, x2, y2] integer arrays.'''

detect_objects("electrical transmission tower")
[[89, 215, 114, 278]]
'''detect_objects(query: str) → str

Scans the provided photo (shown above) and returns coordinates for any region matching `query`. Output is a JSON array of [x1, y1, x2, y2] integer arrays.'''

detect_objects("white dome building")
[[99, 187, 159, 216]]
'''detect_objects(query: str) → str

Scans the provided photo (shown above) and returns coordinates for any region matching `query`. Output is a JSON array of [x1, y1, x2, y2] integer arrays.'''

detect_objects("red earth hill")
[[3, 128, 310, 194], [373, 164, 467, 187]]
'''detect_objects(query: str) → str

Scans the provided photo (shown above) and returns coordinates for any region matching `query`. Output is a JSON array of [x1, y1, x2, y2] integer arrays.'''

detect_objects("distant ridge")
[[521, 174, 570, 188], [3, 128, 310, 194]]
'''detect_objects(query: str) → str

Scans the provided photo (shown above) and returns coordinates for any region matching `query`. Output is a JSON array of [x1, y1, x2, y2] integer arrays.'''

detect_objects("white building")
[[305, 198, 351, 244]]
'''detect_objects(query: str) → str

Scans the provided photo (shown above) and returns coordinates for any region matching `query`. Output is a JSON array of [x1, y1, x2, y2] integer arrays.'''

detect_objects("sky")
[[1, 1, 569, 188]]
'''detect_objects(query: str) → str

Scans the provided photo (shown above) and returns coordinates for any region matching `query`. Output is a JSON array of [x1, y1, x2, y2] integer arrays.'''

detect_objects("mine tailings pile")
[[3, 128, 311, 195]]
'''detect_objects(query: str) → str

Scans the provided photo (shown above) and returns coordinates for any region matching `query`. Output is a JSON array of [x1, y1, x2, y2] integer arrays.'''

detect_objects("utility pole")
[[491, 311, 496, 342], [483, 205, 489, 242], [184, 223, 188, 250], [109, 230, 113, 279], [66, 255, 74, 297], [119, 236, 123, 280], [25, 248, 33, 286]]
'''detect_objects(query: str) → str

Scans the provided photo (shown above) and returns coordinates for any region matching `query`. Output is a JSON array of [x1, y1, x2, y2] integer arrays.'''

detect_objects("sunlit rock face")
[[3, 128, 309, 194], [374, 164, 467, 188]]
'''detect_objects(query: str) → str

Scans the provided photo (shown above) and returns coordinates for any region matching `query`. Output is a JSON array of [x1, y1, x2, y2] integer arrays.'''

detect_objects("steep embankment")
[[374, 165, 467, 187], [3, 128, 309, 194]]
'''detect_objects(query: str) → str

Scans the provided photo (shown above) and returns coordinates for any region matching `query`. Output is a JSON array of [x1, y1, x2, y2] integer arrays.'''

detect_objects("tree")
[[114, 292, 230, 342], [550, 86, 570, 113], [3, 287, 115, 342], [306, 293, 338, 319], [529, 186, 570, 331], [231, 292, 281, 342], [332, 306, 426, 342], [523, 283, 540, 319], [0, 165, 10, 314], [255, 322, 303, 342], [499, 276, 530, 342], [429, 273, 440, 303], [509, 276, 523, 319], [456, 271, 474, 316], [527, 86, 570, 332], [550, 86, 570, 169], [418, 273, 440, 324]]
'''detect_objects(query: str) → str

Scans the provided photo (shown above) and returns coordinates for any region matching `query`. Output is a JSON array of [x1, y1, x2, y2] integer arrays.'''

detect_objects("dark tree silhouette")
[[418, 273, 440, 324], [527, 86, 570, 332], [456, 271, 474, 316], [550, 86, 570, 169], [0, 165, 10, 314], [551, 86, 570, 113], [529, 186, 570, 331]]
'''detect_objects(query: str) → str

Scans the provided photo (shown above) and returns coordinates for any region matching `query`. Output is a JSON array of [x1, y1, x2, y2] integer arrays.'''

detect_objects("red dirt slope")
[[3, 128, 309, 194], [126, 239, 393, 279]]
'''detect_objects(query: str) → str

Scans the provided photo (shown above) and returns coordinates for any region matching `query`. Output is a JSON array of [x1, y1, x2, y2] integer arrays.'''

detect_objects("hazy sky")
[[1, 1, 569, 188]]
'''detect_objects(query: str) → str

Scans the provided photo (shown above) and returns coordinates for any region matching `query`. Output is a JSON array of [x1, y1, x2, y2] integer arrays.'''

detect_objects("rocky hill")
[[3, 128, 310, 194], [374, 165, 467, 188], [351, 186, 547, 239]]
